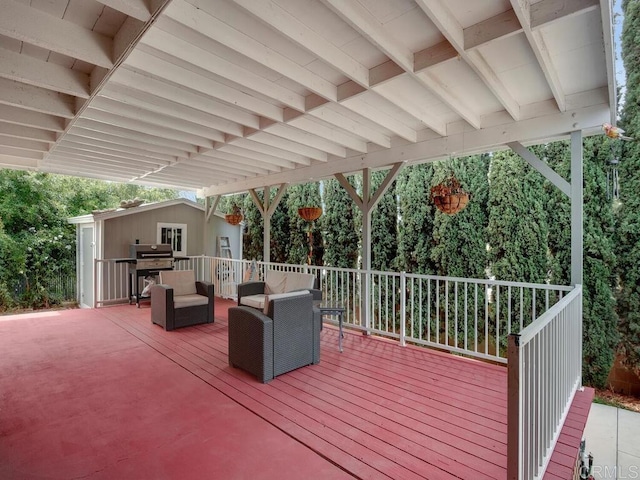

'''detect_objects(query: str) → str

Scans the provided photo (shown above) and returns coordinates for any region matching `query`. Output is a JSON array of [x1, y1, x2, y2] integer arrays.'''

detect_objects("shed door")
[[80, 226, 94, 308]]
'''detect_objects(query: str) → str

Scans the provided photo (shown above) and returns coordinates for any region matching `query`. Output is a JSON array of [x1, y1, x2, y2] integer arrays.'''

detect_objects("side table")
[[316, 303, 345, 352]]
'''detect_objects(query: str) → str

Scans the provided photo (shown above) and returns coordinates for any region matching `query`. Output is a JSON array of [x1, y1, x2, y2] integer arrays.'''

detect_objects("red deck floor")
[[0, 299, 591, 479]]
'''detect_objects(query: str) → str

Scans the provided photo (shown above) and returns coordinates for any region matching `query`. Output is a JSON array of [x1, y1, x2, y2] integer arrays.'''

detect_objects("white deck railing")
[[197, 257, 573, 362], [94, 257, 574, 363], [507, 285, 583, 480]]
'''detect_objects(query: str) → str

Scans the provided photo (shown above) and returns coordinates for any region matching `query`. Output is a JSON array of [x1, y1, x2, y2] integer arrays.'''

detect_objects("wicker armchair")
[[228, 292, 321, 383], [151, 270, 214, 331]]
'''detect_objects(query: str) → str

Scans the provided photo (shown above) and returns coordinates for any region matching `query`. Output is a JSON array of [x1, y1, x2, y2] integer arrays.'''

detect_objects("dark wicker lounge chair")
[[151, 270, 214, 331], [228, 292, 321, 383]]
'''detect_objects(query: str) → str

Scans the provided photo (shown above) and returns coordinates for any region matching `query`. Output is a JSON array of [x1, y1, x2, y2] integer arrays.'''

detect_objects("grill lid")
[[129, 243, 173, 259]]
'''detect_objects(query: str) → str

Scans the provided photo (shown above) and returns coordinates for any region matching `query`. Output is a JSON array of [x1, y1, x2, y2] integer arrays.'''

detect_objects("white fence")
[[507, 285, 583, 480]]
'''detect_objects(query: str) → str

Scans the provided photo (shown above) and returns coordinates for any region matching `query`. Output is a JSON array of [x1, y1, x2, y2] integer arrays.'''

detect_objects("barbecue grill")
[[128, 244, 174, 307]]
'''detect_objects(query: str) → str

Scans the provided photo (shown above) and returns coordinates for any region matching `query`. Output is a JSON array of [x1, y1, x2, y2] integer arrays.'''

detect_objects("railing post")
[[93, 258, 98, 309], [507, 333, 521, 480], [400, 271, 406, 346]]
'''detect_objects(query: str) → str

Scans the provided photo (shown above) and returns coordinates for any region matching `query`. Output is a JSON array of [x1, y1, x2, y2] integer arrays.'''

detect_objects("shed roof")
[[1, 0, 616, 195], [67, 197, 206, 224]]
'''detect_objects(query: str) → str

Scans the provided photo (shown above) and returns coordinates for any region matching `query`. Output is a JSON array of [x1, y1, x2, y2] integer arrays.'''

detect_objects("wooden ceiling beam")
[[0, 105, 64, 132], [69, 126, 188, 158], [94, 0, 152, 22], [510, 0, 566, 111], [99, 84, 244, 138], [324, 0, 480, 131], [531, 0, 600, 29], [0, 48, 90, 98], [0, 78, 75, 118], [89, 96, 226, 143], [415, 0, 520, 121], [109, 67, 260, 129], [0, 0, 113, 68]]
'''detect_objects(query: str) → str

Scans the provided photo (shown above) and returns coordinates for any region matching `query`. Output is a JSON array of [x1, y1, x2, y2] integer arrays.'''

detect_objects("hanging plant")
[[225, 204, 244, 225], [298, 206, 323, 222], [430, 175, 470, 215]]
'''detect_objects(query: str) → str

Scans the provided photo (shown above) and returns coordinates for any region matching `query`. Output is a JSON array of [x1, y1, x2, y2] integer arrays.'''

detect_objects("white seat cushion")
[[173, 294, 209, 308], [239, 294, 267, 310], [159, 270, 197, 296]]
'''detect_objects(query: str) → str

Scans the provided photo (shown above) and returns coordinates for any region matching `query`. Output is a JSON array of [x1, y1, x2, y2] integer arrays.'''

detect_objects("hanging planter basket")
[[430, 176, 470, 215], [298, 206, 323, 222], [225, 204, 244, 225]]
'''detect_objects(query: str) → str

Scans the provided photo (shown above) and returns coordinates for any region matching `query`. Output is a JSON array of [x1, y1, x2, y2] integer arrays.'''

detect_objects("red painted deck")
[[0, 299, 591, 479]]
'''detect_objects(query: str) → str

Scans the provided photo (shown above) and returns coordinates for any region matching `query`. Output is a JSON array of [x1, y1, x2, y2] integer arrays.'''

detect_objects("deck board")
[[102, 301, 508, 479], [0, 300, 592, 479]]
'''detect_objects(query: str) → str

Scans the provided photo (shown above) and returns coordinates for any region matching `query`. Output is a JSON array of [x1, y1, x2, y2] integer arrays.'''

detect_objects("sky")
[[613, 0, 626, 104]]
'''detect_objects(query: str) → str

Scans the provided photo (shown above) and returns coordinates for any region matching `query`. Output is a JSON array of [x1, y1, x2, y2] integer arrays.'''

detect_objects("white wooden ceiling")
[[0, 0, 616, 195]]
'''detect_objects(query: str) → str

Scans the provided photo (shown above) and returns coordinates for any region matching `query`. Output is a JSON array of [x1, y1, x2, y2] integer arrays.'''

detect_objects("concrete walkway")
[[584, 403, 640, 479]]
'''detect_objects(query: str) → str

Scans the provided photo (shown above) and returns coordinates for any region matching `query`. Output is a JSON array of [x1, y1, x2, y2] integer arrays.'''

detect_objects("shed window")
[[157, 223, 187, 257]]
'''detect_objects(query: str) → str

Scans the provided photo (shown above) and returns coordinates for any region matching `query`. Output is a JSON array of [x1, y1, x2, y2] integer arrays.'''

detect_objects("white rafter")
[[0, 0, 113, 69], [94, 0, 152, 22], [509, 0, 566, 112], [0, 48, 90, 98], [414, 0, 521, 121], [322, 0, 480, 131], [0, 78, 75, 118]]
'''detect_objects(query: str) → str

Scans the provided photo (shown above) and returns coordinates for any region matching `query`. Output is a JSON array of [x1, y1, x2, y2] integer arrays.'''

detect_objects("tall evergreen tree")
[[397, 163, 436, 274], [270, 191, 291, 264], [322, 178, 360, 268], [545, 139, 619, 387], [371, 170, 398, 271], [616, 0, 640, 374], [487, 150, 549, 283], [242, 192, 263, 261], [430, 155, 489, 278]]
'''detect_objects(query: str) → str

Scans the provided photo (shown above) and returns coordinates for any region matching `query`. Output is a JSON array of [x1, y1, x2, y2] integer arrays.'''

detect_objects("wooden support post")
[[570, 130, 583, 286]]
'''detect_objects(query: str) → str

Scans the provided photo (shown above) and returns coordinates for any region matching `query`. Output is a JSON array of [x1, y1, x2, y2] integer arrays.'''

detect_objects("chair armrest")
[[228, 306, 274, 382], [151, 284, 175, 331], [237, 281, 265, 305], [196, 281, 215, 323], [196, 281, 214, 298], [309, 288, 322, 301]]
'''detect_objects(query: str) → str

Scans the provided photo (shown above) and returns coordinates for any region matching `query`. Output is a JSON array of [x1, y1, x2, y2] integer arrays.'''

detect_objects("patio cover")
[[0, 0, 616, 196]]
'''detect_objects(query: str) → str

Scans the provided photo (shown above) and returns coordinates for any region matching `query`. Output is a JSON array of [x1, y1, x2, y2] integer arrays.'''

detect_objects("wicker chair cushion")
[[263, 290, 310, 314], [265, 271, 287, 294], [159, 270, 197, 296], [174, 294, 209, 308], [286, 273, 315, 291], [240, 294, 266, 310]]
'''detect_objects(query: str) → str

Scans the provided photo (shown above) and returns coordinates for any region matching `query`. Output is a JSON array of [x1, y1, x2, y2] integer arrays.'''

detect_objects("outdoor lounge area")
[[0, 0, 619, 478], [0, 297, 593, 479]]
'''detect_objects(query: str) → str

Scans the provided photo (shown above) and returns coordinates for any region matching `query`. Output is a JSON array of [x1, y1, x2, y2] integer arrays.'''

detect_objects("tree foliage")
[[430, 155, 489, 278], [487, 150, 549, 283], [371, 170, 398, 271], [544, 139, 619, 387], [0, 171, 180, 309], [396, 163, 436, 274], [322, 177, 360, 268], [616, 0, 640, 374]]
